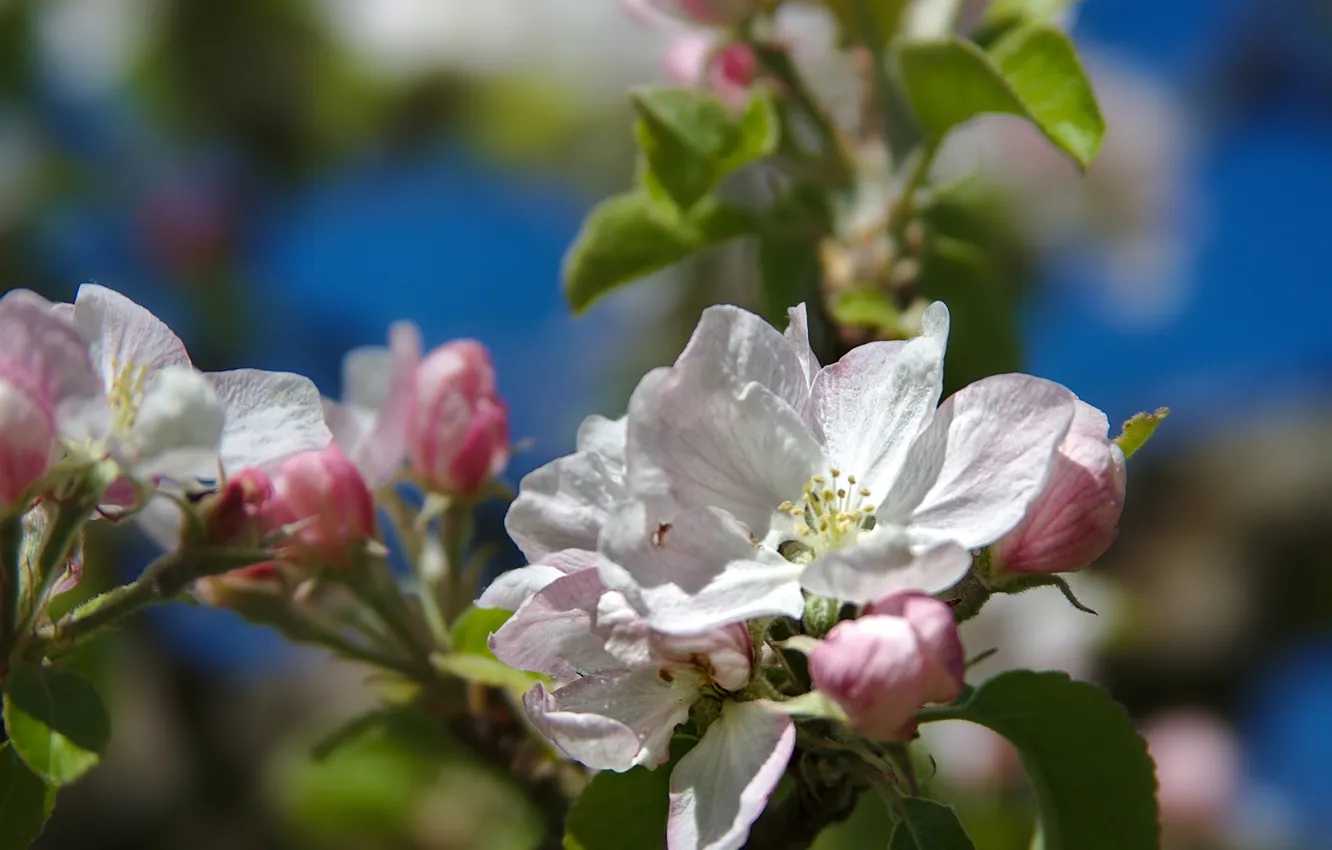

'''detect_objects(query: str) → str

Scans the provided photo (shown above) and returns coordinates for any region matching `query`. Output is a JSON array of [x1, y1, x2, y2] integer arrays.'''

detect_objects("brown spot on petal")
[[652, 523, 672, 548]]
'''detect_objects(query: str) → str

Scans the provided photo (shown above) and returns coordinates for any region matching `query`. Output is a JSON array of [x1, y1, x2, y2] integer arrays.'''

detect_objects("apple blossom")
[[406, 339, 510, 496], [323, 321, 422, 486], [0, 290, 100, 511], [992, 400, 1127, 575], [594, 301, 1078, 634], [266, 445, 376, 566], [61, 284, 331, 491], [489, 559, 792, 850], [809, 592, 966, 740]]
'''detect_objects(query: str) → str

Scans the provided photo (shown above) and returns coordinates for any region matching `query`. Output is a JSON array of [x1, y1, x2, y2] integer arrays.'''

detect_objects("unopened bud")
[[201, 467, 274, 547], [811, 593, 965, 741], [663, 35, 757, 107], [407, 340, 510, 496], [268, 445, 375, 566], [993, 401, 1126, 575]]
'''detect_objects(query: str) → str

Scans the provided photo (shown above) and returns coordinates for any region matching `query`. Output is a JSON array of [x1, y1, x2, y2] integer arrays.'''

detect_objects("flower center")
[[107, 357, 151, 434], [777, 469, 876, 560]]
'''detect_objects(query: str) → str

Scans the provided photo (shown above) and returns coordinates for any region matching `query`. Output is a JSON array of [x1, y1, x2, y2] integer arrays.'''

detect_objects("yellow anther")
[[859, 487, 871, 498], [830, 468, 840, 478], [847, 474, 857, 485]]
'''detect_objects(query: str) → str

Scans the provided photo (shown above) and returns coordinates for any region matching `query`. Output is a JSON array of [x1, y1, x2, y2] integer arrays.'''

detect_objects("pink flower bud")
[[663, 34, 757, 106], [203, 467, 274, 547], [268, 446, 375, 565], [811, 593, 965, 740], [407, 340, 510, 496], [656, 623, 753, 691], [993, 401, 1127, 575], [0, 378, 55, 510]]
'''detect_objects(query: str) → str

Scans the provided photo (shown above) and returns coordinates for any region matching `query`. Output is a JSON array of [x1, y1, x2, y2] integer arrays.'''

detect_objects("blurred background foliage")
[[1, 0, 1332, 848]]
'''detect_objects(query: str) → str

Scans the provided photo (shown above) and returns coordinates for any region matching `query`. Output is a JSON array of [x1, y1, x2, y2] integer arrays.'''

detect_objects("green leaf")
[[889, 798, 976, 850], [990, 26, 1104, 167], [973, 0, 1075, 46], [3, 662, 110, 786], [918, 670, 1159, 850], [449, 606, 513, 656], [563, 192, 760, 313], [895, 33, 1103, 167], [0, 743, 55, 850], [564, 764, 672, 850], [633, 88, 778, 211], [431, 652, 542, 697], [1114, 408, 1169, 459]]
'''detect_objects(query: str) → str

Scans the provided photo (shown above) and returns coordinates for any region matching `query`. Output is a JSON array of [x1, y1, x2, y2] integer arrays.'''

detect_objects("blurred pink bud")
[[268, 446, 375, 565], [1142, 709, 1241, 837], [0, 380, 55, 510], [407, 340, 510, 496], [656, 623, 753, 691], [664, 34, 757, 106], [993, 401, 1126, 574], [811, 593, 965, 740], [203, 467, 274, 547]]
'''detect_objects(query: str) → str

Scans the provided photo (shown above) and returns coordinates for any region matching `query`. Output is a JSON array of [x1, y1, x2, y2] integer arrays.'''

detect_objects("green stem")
[[21, 501, 92, 636], [0, 514, 23, 664], [439, 501, 474, 622], [25, 545, 273, 658], [886, 138, 941, 238]]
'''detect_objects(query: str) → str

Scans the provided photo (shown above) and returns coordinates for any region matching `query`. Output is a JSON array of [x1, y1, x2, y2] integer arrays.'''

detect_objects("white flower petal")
[[808, 301, 948, 494], [476, 548, 597, 611], [208, 369, 332, 473], [125, 365, 224, 479], [505, 449, 626, 562], [73, 284, 191, 389], [598, 501, 806, 635], [881, 373, 1077, 549], [783, 303, 820, 388], [575, 414, 627, 477], [489, 569, 621, 680], [346, 321, 421, 485], [667, 701, 796, 850], [524, 668, 696, 771], [0, 290, 101, 421], [673, 304, 810, 411], [627, 369, 823, 535], [800, 528, 972, 603]]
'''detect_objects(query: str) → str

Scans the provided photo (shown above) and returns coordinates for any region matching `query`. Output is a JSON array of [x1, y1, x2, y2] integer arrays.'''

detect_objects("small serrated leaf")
[[563, 192, 760, 312], [3, 662, 110, 786], [896, 32, 1103, 167], [1114, 408, 1169, 459], [563, 763, 672, 850]]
